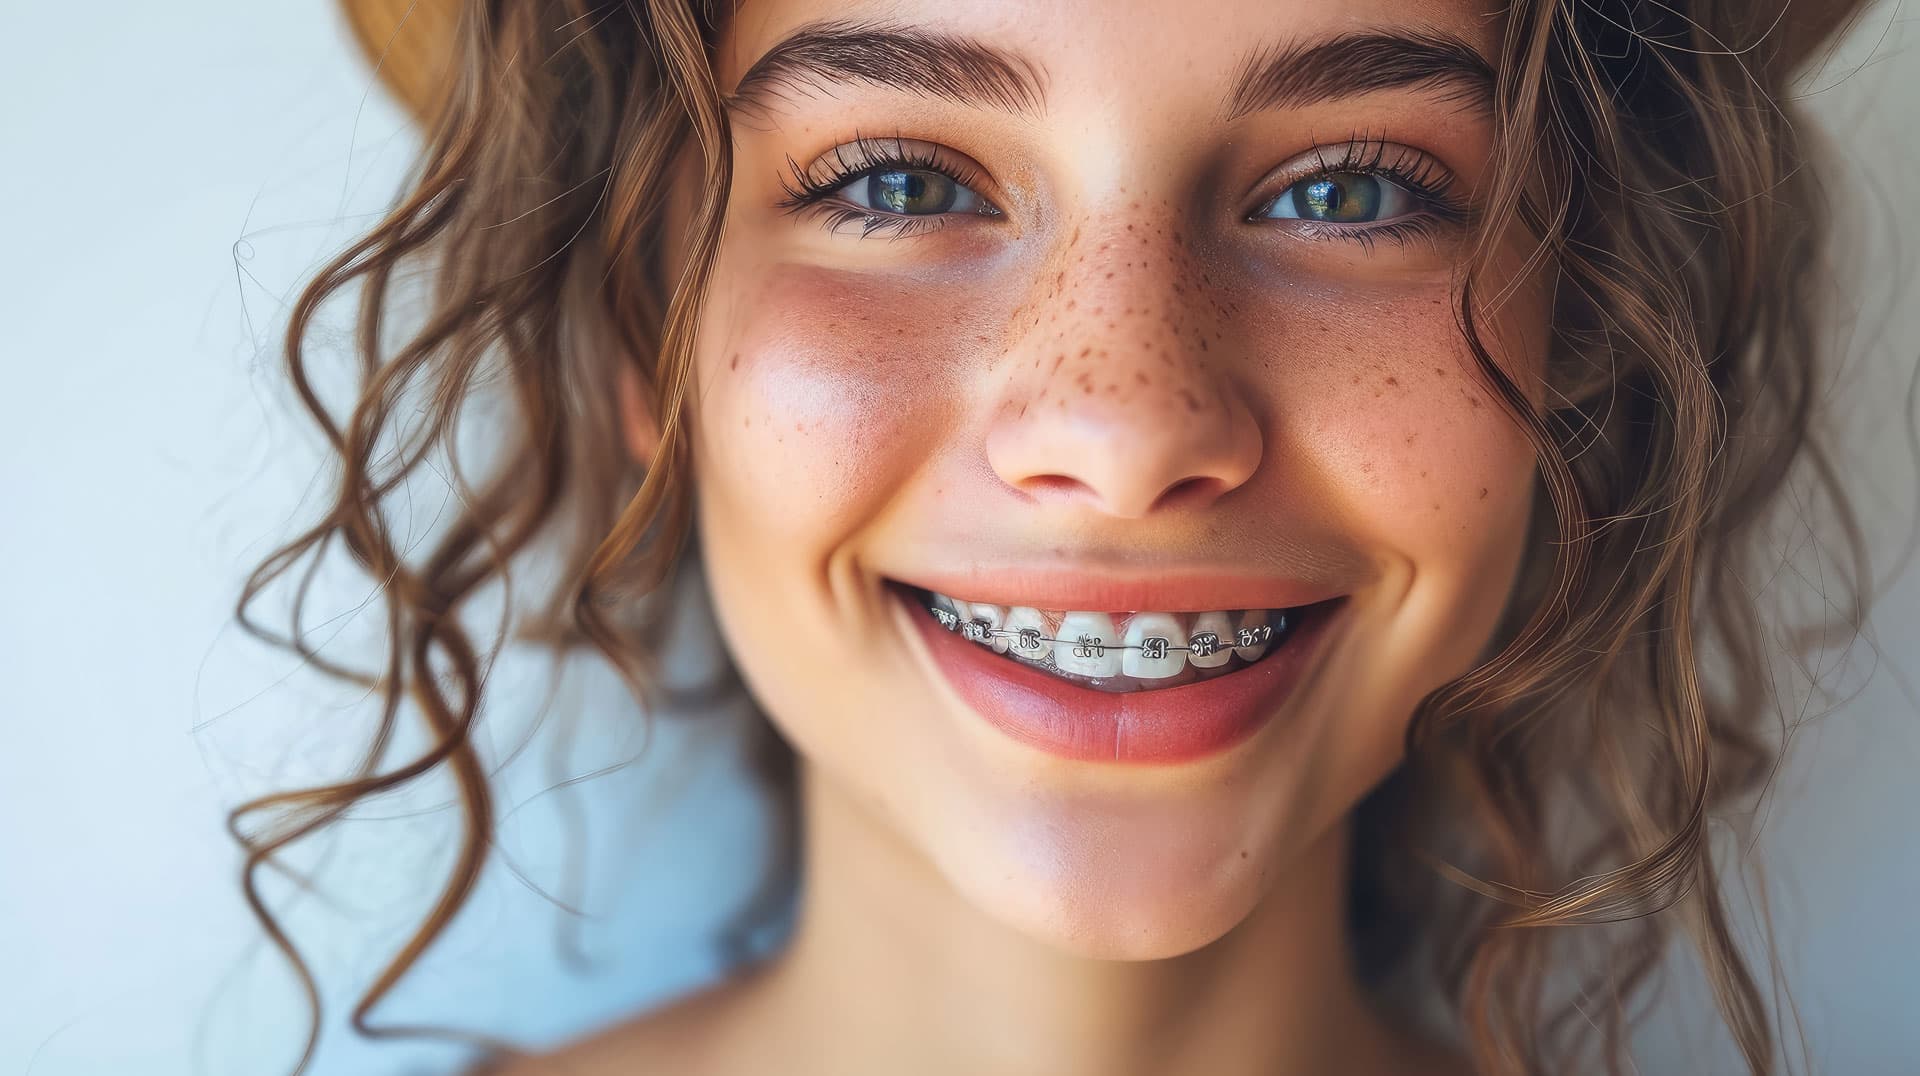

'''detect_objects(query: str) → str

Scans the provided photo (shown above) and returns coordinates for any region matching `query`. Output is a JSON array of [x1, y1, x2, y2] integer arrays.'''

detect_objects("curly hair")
[[232, 1, 1878, 1072]]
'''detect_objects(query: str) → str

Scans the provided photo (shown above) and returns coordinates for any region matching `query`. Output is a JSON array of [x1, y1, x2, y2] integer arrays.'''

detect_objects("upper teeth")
[[928, 592, 1283, 681]]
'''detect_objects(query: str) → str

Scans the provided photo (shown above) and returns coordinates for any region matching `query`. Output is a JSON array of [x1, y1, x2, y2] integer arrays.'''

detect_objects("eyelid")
[[1247, 137, 1468, 231], [1259, 138, 1453, 195], [780, 133, 1004, 215]]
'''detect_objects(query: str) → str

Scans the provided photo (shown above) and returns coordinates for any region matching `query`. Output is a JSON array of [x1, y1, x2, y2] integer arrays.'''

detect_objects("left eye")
[[837, 169, 989, 216], [1259, 172, 1416, 224]]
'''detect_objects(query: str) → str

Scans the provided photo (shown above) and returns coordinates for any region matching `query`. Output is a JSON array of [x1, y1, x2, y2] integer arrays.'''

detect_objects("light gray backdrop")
[[2, 3, 1914, 1074]]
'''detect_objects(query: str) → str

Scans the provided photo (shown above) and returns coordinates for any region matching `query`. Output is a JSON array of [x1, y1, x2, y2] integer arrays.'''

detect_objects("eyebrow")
[[1221, 29, 1495, 122], [725, 19, 1048, 119], [724, 20, 1495, 123]]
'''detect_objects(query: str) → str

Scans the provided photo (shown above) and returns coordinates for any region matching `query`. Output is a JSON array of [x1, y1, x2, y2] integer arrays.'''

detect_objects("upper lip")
[[889, 566, 1354, 614]]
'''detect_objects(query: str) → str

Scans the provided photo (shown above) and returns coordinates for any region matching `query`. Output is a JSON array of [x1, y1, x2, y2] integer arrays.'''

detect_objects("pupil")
[[1294, 173, 1381, 222], [872, 171, 955, 214]]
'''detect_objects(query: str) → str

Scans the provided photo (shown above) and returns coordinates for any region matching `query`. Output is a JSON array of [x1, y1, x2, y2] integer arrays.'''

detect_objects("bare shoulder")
[[474, 963, 777, 1076]]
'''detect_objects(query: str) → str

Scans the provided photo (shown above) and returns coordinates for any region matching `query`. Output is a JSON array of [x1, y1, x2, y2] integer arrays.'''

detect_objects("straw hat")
[[340, 0, 1875, 125], [340, 0, 460, 124]]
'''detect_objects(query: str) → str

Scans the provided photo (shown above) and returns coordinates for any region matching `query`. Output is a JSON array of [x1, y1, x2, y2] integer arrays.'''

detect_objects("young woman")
[[235, 0, 1878, 1072]]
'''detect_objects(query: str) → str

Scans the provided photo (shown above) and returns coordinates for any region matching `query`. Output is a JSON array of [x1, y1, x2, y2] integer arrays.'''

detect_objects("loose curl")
[[231, 1, 1879, 1072]]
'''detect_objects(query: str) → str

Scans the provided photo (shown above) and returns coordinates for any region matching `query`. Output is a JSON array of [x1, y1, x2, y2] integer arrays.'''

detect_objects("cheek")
[[1274, 286, 1543, 568], [691, 264, 974, 538]]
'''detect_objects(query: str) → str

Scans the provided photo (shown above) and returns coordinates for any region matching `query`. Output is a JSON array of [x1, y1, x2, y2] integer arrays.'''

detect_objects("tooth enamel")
[[930, 593, 962, 632], [1004, 606, 1050, 662], [965, 602, 1009, 652], [1234, 609, 1272, 662], [1122, 612, 1188, 679], [1053, 611, 1122, 677], [1185, 611, 1235, 669]]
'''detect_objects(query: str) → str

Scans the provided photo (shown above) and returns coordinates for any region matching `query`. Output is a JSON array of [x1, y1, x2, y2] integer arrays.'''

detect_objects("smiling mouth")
[[897, 583, 1341, 695]]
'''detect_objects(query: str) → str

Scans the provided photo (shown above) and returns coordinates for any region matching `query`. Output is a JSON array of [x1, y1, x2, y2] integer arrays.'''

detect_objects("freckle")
[[1126, 223, 1134, 231], [1432, 502, 1442, 511], [1079, 346, 1092, 357], [1468, 396, 1482, 409], [1434, 367, 1447, 377], [1420, 470, 1428, 478], [1386, 376, 1399, 386], [1067, 299, 1077, 310], [1479, 487, 1489, 499], [1105, 272, 1113, 279], [1135, 371, 1149, 386], [1351, 375, 1361, 385], [1199, 337, 1209, 352]]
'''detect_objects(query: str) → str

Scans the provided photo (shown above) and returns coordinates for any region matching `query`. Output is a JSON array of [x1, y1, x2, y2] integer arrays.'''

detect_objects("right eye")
[[830, 167, 993, 217]]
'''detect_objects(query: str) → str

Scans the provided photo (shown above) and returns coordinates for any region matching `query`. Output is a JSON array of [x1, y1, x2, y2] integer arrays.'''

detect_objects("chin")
[[905, 759, 1326, 962]]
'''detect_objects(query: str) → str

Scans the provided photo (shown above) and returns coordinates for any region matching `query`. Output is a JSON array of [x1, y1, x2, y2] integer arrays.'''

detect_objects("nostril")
[[1150, 475, 1229, 513], [1017, 474, 1093, 504]]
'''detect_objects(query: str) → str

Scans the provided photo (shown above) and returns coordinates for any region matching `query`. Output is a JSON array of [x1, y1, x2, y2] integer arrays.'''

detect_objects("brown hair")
[[233, 1, 1879, 1072]]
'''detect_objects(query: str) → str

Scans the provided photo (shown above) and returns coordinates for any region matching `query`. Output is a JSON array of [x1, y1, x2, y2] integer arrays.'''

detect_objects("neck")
[[745, 761, 1420, 1076]]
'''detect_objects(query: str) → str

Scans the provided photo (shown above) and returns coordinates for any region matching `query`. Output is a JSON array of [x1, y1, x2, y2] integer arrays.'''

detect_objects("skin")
[[502, 0, 1549, 1072]]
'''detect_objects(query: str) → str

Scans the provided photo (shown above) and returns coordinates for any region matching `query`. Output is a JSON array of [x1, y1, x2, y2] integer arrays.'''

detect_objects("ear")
[[615, 361, 663, 467]]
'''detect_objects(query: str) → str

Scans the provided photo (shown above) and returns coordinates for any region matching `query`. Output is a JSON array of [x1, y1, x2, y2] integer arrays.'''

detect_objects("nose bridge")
[[986, 215, 1262, 518]]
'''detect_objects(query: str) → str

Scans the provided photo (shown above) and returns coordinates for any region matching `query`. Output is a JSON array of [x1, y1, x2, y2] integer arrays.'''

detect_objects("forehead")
[[712, 0, 1503, 101]]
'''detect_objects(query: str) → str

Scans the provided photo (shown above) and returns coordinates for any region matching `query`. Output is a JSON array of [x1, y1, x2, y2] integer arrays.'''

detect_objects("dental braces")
[[930, 605, 1282, 659]]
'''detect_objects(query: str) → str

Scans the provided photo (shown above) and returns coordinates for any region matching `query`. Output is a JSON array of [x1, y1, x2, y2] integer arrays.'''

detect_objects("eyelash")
[[1260, 136, 1471, 252], [774, 133, 994, 242], [773, 132, 1470, 249]]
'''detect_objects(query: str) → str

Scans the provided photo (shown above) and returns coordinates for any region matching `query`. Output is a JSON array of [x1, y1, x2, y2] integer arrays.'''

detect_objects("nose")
[[984, 220, 1263, 519]]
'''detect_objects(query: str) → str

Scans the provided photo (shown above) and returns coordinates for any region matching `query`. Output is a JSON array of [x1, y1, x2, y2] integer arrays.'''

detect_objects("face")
[[647, 0, 1549, 959]]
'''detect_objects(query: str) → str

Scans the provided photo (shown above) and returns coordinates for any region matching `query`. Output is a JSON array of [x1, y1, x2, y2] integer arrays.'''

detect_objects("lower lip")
[[901, 592, 1346, 765]]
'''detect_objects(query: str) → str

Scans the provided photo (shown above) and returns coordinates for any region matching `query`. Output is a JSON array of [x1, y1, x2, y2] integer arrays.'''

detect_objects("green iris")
[[869, 170, 959, 215], [1290, 172, 1385, 222]]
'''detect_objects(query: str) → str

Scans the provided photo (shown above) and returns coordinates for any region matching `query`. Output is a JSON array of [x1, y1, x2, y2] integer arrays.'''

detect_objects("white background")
[[2, 3, 1915, 1074]]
